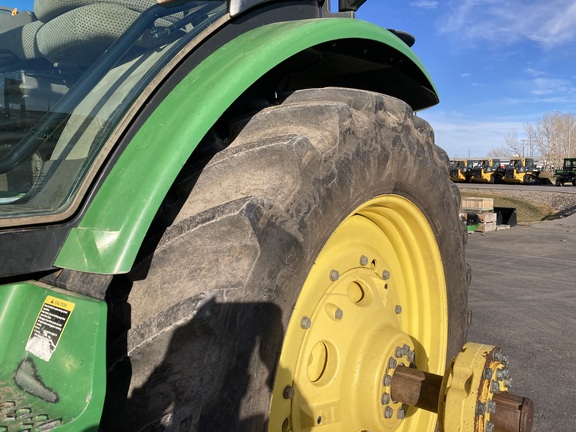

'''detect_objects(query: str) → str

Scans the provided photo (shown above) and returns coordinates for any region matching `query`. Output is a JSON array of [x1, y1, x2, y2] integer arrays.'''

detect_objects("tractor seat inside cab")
[[0, 0, 157, 72]]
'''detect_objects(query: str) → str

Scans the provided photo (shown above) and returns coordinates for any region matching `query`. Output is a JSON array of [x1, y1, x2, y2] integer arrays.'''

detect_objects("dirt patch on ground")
[[460, 188, 576, 224]]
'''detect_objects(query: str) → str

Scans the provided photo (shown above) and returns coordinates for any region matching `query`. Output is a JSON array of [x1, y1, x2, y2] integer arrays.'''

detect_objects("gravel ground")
[[465, 208, 576, 432]]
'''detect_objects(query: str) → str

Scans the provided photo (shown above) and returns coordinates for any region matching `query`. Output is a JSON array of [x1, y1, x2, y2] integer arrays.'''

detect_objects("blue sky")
[[14, 0, 576, 158], [358, 0, 576, 158]]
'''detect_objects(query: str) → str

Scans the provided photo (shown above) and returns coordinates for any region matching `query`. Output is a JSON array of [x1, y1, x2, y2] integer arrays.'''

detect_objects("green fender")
[[55, 17, 437, 274]]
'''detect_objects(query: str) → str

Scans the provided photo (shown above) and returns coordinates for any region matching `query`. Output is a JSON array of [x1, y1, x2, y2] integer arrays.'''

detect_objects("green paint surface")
[[0, 282, 107, 430]]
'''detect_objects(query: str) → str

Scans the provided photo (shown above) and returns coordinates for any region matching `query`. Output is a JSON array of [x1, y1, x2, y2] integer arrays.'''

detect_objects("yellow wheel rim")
[[270, 195, 448, 431]]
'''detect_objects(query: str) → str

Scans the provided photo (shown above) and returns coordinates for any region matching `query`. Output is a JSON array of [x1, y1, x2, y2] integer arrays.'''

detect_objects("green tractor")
[[554, 158, 576, 186], [0, 1, 533, 431]]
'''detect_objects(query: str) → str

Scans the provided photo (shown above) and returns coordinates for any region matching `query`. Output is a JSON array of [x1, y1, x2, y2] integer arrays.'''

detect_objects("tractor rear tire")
[[118, 88, 469, 431]]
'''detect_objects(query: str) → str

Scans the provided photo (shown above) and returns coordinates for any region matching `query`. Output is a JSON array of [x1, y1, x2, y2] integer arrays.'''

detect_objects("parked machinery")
[[469, 159, 501, 183], [554, 158, 576, 186], [449, 159, 474, 182], [495, 158, 540, 184]]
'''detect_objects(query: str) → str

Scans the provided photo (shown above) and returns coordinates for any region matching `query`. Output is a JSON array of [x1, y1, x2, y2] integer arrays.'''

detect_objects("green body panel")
[[55, 17, 436, 274], [0, 282, 106, 431]]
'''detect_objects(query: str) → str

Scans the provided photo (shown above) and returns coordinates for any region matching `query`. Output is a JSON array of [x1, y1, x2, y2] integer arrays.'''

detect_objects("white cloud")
[[418, 111, 529, 157], [410, 1, 439, 9], [440, 0, 576, 49], [525, 68, 546, 77], [530, 77, 573, 96]]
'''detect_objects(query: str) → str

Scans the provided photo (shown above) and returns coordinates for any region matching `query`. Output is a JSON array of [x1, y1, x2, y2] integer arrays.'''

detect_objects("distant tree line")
[[488, 112, 575, 170]]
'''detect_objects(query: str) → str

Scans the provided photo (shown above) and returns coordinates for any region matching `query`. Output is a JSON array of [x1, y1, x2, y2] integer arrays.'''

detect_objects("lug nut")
[[476, 401, 487, 416], [383, 374, 392, 386], [329, 270, 340, 281], [497, 368, 510, 381], [395, 305, 402, 314], [406, 350, 415, 363], [397, 408, 406, 419], [487, 400, 497, 414], [382, 270, 391, 280], [483, 367, 493, 380], [334, 308, 344, 320], [395, 346, 404, 358], [486, 421, 495, 432], [360, 255, 369, 266], [388, 357, 398, 369], [300, 316, 311, 329], [283, 385, 295, 400], [491, 381, 501, 394], [384, 406, 393, 419], [493, 349, 504, 362], [381, 392, 391, 405]]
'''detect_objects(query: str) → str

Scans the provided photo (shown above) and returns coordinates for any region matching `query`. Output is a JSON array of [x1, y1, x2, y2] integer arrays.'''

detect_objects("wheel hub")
[[269, 195, 448, 432]]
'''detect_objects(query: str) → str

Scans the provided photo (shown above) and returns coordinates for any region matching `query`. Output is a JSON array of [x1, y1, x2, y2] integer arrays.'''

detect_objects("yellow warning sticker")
[[25, 296, 75, 362]]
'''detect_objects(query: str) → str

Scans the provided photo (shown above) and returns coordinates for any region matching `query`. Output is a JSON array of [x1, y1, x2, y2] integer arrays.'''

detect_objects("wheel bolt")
[[382, 270, 391, 280], [383, 374, 392, 386], [329, 270, 340, 281], [486, 421, 495, 432], [493, 349, 504, 362], [487, 400, 497, 414], [283, 385, 295, 400], [476, 401, 486, 416], [381, 392, 391, 405], [483, 367, 493, 380], [388, 357, 397, 369], [384, 406, 393, 419], [300, 316, 311, 329], [497, 368, 510, 381], [491, 381, 500, 394], [397, 408, 406, 419], [395, 346, 404, 358], [360, 255, 369, 266]]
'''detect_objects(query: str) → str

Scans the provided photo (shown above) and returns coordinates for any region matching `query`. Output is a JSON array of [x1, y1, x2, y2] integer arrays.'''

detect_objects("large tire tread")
[[118, 87, 469, 431]]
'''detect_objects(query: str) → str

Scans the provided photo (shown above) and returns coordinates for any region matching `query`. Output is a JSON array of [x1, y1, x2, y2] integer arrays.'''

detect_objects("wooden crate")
[[462, 197, 494, 212], [476, 221, 497, 233], [478, 212, 497, 223]]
